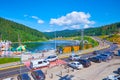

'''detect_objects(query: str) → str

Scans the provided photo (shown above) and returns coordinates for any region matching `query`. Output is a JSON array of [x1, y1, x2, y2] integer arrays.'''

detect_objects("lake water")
[[12, 40, 78, 52]]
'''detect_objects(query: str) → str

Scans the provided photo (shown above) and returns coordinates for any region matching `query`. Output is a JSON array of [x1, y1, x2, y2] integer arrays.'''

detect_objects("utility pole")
[[18, 34, 22, 75], [0, 34, 2, 41], [81, 29, 84, 50], [54, 30, 56, 52], [18, 34, 21, 46]]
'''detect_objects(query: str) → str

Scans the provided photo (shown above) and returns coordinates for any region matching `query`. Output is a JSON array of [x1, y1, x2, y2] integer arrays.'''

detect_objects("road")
[[0, 37, 119, 79], [0, 66, 29, 79]]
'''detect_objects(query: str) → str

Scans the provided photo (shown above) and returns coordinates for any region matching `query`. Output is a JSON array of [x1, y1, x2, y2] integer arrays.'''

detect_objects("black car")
[[93, 51, 99, 55], [78, 59, 91, 67], [17, 73, 31, 80], [101, 53, 112, 60], [96, 55, 107, 62], [88, 57, 101, 63], [105, 52, 114, 57], [31, 70, 45, 80], [118, 68, 120, 74]]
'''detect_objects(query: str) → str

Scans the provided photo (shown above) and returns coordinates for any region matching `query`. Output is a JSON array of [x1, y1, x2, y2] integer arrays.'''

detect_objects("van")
[[30, 59, 49, 69]]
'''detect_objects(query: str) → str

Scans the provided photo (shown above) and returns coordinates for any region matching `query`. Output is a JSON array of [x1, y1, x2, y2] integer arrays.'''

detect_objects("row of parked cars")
[[88, 51, 114, 63], [67, 54, 91, 69], [67, 51, 114, 70]]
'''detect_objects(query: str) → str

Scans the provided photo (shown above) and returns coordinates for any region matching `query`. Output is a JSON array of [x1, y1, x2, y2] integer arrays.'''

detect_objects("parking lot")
[[4, 56, 120, 80], [43, 56, 120, 80]]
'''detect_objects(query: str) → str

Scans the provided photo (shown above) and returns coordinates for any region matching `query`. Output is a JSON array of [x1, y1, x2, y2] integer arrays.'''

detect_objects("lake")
[[12, 40, 79, 52]]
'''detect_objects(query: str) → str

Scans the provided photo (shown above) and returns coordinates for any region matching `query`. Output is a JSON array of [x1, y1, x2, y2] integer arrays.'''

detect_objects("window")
[[38, 61, 42, 64]]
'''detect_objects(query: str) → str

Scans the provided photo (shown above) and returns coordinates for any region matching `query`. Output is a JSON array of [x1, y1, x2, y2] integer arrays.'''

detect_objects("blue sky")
[[0, 0, 120, 32]]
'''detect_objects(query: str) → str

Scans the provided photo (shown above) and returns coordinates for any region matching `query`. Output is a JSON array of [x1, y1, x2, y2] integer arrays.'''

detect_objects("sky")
[[0, 0, 120, 32]]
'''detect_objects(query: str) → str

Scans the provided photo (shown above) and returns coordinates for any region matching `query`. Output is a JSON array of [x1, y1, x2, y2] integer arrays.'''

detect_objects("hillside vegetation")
[[0, 17, 48, 42], [54, 36, 99, 47], [45, 22, 120, 38], [100, 34, 120, 44]]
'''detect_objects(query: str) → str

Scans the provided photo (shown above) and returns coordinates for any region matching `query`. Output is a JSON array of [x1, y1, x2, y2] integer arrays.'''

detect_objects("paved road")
[[63, 37, 118, 62], [0, 66, 29, 79]]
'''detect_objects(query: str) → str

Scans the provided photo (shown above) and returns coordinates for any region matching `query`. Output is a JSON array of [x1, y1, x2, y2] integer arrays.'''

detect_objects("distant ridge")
[[44, 22, 120, 38], [0, 17, 48, 42]]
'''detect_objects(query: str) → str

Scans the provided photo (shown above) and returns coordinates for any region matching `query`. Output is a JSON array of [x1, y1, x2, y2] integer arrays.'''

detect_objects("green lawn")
[[0, 58, 20, 64]]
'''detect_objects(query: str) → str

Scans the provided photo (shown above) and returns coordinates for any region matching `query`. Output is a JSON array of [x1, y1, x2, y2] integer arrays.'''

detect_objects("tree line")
[[0, 17, 48, 42]]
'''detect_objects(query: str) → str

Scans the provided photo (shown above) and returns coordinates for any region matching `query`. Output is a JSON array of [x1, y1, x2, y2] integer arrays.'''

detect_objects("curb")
[[0, 64, 24, 71]]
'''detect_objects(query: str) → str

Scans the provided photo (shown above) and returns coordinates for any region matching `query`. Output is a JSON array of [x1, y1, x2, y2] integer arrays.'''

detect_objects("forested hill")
[[44, 22, 120, 38], [0, 17, 48, 42]]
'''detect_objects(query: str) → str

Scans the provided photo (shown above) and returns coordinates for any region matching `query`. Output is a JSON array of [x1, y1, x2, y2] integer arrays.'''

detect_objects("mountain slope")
[[0, 17, 48, 42], [44, 22, 120, 38]]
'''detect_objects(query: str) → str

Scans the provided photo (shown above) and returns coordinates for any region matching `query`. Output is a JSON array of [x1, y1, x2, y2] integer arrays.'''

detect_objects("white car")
[[69, 54, 80, 61], [3, 77, 14, 80], [45, 55, 58, 62], [68, 61, 83, 70], [30, 59, 49, 69], [104, 75, 120, 80]]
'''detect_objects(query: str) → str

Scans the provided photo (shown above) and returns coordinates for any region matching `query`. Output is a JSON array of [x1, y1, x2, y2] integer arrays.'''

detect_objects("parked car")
[[17, 73, 31, 80], [93, 50, 99, 55], [30, 59, 49, 69], [103, 75, 120, 80], [88, 56, 101, 63], [69, 54, 80, 61], [118, 68, 120, 74], [68, 61, 83, 70], [31, 70, 45, 80], [105, 52, 114, 58], [100, 53, 112, 60], [45, 55, 58, 62], [78, 59, 91, 67], [96, 55, 108, 62]]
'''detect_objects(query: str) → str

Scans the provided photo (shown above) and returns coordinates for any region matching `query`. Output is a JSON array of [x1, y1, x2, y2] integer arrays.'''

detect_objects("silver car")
[[45, 55, 58, 62], [69, 54, 80, 61], [68, 61, 83, 69]]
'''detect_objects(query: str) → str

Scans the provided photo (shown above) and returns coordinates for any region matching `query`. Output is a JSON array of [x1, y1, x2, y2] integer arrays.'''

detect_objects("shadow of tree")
[[57, 74, 74, 80]]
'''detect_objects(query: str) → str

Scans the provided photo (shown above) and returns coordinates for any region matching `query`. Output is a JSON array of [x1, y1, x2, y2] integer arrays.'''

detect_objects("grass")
[[0, 58, 20, 64]]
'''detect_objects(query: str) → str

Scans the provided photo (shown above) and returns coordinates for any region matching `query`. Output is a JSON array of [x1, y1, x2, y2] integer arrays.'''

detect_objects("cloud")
[[84, 24, 90, 28], [24, 15, 44, 24], [50, 11, 95, 29], [31, 16, 39, 19], [38, 19, 44, 24]]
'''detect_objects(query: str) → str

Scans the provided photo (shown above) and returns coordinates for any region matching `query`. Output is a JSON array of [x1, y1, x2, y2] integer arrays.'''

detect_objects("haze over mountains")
[[45, 22, 120, 38]]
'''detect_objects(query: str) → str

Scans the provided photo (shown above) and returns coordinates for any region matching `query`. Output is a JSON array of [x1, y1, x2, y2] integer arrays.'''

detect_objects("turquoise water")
[[12, 40, 77, 52]]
